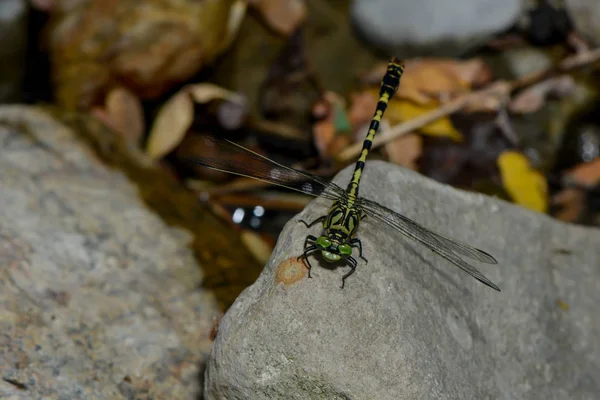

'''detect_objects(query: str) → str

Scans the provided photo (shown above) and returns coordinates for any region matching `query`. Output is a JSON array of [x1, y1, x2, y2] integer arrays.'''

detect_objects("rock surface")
[[350, 0, 522, 57], [204, 160, 600, 399], [0, 106, 222, 399], [565, 0, 600, 44]]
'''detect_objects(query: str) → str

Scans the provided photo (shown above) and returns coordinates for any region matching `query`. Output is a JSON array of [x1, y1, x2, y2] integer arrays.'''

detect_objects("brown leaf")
[[103, 87, 145, 146], [312, 94, 350, 160], [552, 188, 585, 222], [384, 133, 422, 170], [564, 157, 600, 186], [146, 90, 194, 160], [509, 75, 575, 114], [552, 157, 600, 222], [348, 91, 378, 128], [363, 58, 491, 105], [249, 0, 307, 36]]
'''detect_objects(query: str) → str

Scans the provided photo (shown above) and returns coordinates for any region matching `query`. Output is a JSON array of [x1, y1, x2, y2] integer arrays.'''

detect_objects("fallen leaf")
[[348, 91, 378, 128], [103, 87, 145, 146], [384, 133, 422, 170], [216, 0, 248, 55], [187, 83, 245, 104], [509, 75, 575, 114], [363, 58, 491, 105], [146, 90, 194, 160], [240, 230, 273, 265], [382, 94, 463, 141], [564, 157, 600, 186], [249, 0, 307, 36], [312, 93, 350, 160], [551, 157, 600, 222], [498, 151, 548, 213], [552, 188, 585, 222]]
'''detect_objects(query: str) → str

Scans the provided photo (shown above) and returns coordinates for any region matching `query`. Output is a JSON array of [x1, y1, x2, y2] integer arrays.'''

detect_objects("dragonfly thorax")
[[315, 235, 352, 263], [324, 200, 361, 240]]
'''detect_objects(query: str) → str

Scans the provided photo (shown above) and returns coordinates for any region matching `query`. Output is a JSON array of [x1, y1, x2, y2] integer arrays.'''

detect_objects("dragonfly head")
[[315, 236, 352, 263]]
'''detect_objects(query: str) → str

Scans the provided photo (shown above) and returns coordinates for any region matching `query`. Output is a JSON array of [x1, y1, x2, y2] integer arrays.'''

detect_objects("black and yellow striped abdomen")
[[346, 58, 405, 201]]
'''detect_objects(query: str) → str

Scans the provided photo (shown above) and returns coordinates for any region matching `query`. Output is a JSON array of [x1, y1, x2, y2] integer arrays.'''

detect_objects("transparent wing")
[[184, 135, 346, 201], [358, 197, 500, 291]]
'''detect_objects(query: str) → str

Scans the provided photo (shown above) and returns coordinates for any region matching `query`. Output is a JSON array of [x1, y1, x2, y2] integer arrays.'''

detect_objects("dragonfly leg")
[[349, 238, 368, 263], [300, 235, 318, 278], [299, 215, 326, 228], [341, 256, 358, 289]]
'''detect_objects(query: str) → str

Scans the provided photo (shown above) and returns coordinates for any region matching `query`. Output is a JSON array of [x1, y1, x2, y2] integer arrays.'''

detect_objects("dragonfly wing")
[[358, 197, 500, 291], [185, 136, 346, 201]]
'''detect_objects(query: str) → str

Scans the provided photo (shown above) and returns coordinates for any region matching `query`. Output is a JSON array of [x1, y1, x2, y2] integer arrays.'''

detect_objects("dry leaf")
[[313, 118, 336, 159], [312, 93, 350, 159], [348, 91, 378, 128], [384, 133, 422, 170], [381, 94, 463, 141], [497, 151, 548, 213], [187, 83, 245, 104], [249, 0, 307, 36], [364, 58, 491, 105], [103, 87, 145, 146], [551, 157, 600, 222], [552, 188, 585, 222], [240, 230, 273, 265], [187, 83, 248, 130], [509, 75, 575, 114], [564, 157, 600, 186], [217, 0, 248, 54], [146, 90, 194, 160]]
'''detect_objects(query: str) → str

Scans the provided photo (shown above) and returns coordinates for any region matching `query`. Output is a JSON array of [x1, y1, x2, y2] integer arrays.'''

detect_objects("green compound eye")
[[338, 244, 352, 256], [316, 236, 332, 248]]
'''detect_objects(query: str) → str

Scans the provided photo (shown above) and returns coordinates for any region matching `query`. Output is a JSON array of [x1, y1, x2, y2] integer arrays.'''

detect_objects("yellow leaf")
[[383, 95, 463, 142], [146, 90, 194, 160], [497, 151, 548, 213]]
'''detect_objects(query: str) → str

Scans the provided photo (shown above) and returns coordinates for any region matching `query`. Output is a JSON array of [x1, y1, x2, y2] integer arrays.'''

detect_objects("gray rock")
[[350, 0, 523, 57], [0, 106, 221, 399], [204, 160, 600, 399], [565, 0, 600, 44]]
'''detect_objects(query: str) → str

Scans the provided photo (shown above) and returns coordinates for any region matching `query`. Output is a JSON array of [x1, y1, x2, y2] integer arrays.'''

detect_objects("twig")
[[337, 47, 600, 163]]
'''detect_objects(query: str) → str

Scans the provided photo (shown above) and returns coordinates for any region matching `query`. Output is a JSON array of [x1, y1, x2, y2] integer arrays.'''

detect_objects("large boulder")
[[205, 160, 600, 399]]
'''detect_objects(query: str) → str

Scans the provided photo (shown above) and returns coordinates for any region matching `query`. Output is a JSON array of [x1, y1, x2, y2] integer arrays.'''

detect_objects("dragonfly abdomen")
[[346, 58, 405, 199]]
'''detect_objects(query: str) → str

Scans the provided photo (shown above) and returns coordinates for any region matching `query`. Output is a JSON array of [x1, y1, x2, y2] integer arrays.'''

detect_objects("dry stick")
[[337, 47, 600, 164]]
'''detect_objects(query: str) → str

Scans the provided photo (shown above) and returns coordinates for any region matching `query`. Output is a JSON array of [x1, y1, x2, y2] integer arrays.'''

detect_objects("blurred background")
[[3, 0, 600, 308]]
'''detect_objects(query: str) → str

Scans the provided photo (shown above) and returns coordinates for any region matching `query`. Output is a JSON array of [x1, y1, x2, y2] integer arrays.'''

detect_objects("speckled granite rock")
[[0, 106, 221, 399]]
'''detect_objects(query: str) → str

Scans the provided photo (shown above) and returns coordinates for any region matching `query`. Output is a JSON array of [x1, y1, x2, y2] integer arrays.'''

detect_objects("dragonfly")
[[189, 57, 500, 291]]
